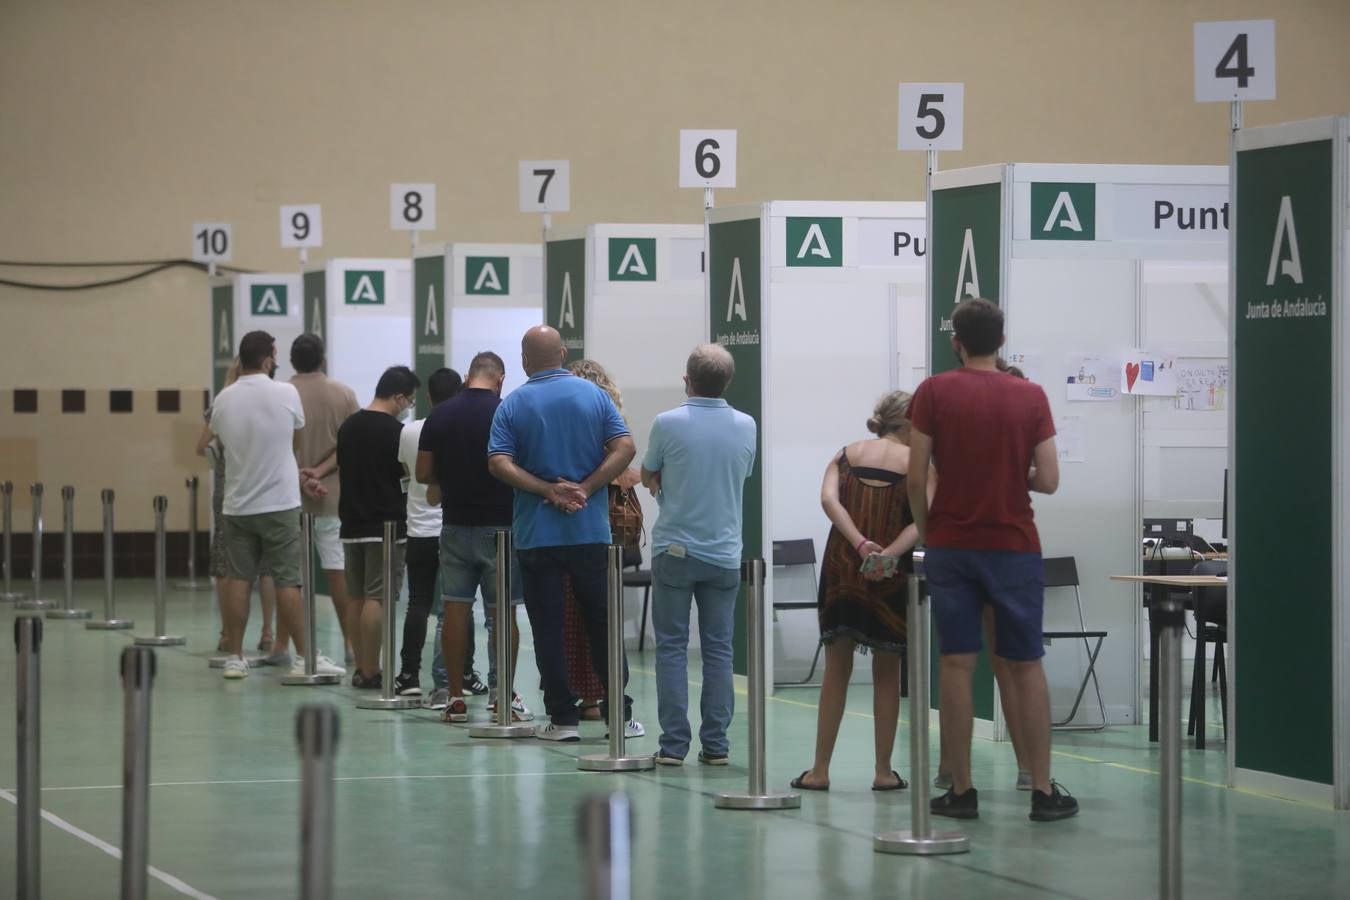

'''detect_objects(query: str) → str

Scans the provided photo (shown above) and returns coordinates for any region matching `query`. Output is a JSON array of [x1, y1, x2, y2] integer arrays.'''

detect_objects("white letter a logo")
[[617, 244, 648, 276], [1265, 195, 1304, 286], [954, 228, 981, 303], [218, 311, 230, 352], [424, 286, 439, 337], [796, 223, 832, 259], [726, 257, 748, 322], [350, 274, 379, 303], [473, 262, 502, 292], [558, 271, 576, 329], [1042, 192, 1082, 233]]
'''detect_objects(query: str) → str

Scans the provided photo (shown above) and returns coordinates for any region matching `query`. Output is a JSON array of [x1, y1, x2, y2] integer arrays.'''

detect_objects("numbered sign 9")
[[280, 204, 323, 249], [678, 130, 737, 189], [191, 222, 232, 263], [897, 83, 964, 151], [390, 183, 437, 231], [1193, 20, 1276, 102], [518, 161, 570, 213]]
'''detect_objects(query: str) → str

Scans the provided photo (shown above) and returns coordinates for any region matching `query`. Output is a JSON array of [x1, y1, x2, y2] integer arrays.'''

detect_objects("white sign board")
[[390, 183, 437, 231], [679, 129, 738, 189], [280, 204, 322, 249], [518, 161, 570, 213], [1112, 184, 1230, 241], [191, 222, 232, 263], [1193, 20, 1276, 102], [858, 218, 927, 266], [897, 83, 964, 151]]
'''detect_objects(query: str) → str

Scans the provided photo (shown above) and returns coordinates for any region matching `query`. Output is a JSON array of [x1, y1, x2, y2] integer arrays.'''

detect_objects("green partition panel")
[[545, 237, 586, 361], [413, 253, 445, 411]]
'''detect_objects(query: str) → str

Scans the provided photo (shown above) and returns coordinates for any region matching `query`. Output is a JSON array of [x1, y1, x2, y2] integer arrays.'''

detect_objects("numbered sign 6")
[[518, 161, 570, 213], [280, 204, 323, 249], [1193, 20, 1276, 102], [390, 183, 437, 231], [191, 222, 232, 263], [679, 130, 738, 189], [897, 83, 964, 151]]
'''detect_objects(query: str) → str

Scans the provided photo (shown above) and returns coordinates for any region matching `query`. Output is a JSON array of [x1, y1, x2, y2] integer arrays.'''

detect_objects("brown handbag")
[[608, 483, 645, 548]]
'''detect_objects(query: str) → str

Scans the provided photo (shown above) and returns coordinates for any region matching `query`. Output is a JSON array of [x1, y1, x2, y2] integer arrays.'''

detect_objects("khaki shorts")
[[222, 509, 301, 587], [343, 541, 406, 602]]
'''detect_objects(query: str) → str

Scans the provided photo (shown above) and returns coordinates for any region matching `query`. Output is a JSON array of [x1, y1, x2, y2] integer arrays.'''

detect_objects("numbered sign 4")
[[390, 183, 437, 231], [280, 204, 323, 249], [518, 161, 570, 213], [679, 130, 738, 189], [1194, 20, 1276, 102], [192, 222, 233, 264], [897, 83, 964, 151]]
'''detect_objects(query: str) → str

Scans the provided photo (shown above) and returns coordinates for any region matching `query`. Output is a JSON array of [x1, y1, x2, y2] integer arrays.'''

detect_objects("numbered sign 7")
[[897, 83, 964, 152], [679, 130, 738, 189], [390, 184, 437, 231], [518, 161, 571, 213]]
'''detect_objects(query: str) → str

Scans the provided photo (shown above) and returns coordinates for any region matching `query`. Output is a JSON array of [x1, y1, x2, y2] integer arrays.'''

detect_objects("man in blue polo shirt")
[[488, 326, 640, 741], [641, 344, 757, 765]]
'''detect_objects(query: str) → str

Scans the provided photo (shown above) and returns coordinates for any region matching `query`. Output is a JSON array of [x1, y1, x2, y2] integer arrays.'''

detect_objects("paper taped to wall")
[[1065, 354, 1121, 402], [1173, 358, 1228, 411], [1056, 416, 1085, 463], [1121, 349, 1177, 396]]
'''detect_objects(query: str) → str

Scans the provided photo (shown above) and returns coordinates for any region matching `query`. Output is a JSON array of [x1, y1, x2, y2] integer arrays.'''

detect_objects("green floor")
[[2, 580, 1348, 900]]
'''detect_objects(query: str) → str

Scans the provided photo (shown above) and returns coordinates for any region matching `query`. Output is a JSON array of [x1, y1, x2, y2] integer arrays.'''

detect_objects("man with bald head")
[[488, 326, 642, 741]]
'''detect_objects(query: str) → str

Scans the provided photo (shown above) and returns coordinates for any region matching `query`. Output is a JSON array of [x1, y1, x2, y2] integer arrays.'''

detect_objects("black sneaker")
[[394, 672, 422, 697], [352, 670, 382, 690], [1030, 782, 1079, 821], [464, 670, 489, 696], [930, 787, 979, 819], [697, 751, 729, 766]]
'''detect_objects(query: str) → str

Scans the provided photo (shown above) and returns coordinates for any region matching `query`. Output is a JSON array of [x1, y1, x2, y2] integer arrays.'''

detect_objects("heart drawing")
[[1125, 362, 1141, 392]]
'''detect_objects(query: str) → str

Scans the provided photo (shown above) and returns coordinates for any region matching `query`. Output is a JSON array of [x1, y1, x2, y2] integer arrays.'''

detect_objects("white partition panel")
[[325, 258, 412, 405], [207, 273, 304, 390], [448, 243, 542, 397]]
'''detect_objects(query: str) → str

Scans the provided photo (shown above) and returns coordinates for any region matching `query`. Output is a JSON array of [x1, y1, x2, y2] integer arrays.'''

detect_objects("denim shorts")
[[924, 546, 1045, 661], [438, 524, 524, 606]]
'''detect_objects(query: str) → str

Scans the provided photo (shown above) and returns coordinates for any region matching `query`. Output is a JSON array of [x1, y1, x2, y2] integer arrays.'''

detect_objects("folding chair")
[[1042, 556, 1108, 731], [770, 539, 822, 687]]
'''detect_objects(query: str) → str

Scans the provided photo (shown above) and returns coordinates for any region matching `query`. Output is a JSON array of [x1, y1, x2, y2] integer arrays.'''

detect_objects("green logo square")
[[344, 270, 385, 305], [1031, 183, 1096, 241], [786, 217, 842, 267], [466, 257, 510, 295], [608, 238, 657, 281], [249, 283, 288, 316]]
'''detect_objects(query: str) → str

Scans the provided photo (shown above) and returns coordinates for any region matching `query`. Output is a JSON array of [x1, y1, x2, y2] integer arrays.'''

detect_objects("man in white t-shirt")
[[209, 330, 345, 681]]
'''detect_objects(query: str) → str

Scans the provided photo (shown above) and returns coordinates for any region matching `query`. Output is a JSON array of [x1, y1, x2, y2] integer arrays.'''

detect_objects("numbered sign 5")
[[390, 183, 437, 231], [518, 161, 570, 213], [280, 204, 323, 249], [897, 83, 964, 151], [191, 222, 232, 263], [1194, 20, 1276, 102], [679, 130, 738, 189]]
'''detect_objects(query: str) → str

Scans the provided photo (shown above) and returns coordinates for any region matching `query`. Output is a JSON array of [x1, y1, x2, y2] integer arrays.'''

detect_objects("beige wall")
[[2, 0, 1348, 526]]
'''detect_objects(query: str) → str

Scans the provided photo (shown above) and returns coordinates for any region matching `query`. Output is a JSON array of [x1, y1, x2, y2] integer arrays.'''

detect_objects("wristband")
[[856, 537, 870, 554]]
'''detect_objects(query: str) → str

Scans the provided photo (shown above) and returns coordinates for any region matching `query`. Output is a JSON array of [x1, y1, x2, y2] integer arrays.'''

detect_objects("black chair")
[[1187, 560, 1227, 749], [1042, 556, 1108, 731], [620, 546, 653, 652], [770, 539, 823, 686]]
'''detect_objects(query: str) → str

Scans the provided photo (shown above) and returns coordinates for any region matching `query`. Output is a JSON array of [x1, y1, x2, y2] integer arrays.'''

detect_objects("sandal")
[[872, 770, 909, 792], [790, 771, 830, 792]]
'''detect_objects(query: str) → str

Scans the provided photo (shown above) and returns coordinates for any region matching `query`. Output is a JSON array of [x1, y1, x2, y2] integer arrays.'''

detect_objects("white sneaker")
[[535, 722, 580, 742], [424, 688, 449, 710], [222, 656, 249, 680], [288, 654, 346, 677], [606, 719, 646, 740], [487, 692, 535, 722]]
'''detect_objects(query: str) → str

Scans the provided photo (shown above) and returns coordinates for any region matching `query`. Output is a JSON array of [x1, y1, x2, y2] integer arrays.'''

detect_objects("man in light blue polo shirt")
[[640, 343, 757, 765], [488, 326, 639, 741]]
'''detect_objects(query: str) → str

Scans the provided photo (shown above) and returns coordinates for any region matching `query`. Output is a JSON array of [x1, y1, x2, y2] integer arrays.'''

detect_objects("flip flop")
[[872, 770, 909, 792], [790, 771, 829, 792]]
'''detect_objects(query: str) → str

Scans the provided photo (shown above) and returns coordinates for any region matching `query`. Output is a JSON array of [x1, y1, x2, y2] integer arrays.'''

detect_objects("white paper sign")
[[897, 83, 964, 151], [1194, 20, 1276, 102], [191, 222, 232, 263], [679, 130, 737, 189], [1003, 351, 1043, 386], [1112, 184, 1230, 242], [1066, 354, 1121, 402], [1174, 358, 1228, 411], [1057, 416, 1086, 464], [518, 161, 570, 213], [858, 218, 926, 266], [1121, 350, 1178, 397], [390, 183, 436, 231], [280, 204, 322, 249]]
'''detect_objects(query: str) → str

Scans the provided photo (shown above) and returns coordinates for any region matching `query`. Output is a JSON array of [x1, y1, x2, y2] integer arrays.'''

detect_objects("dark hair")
[[467, 351, 505, 381], [952, 298, 1003, 358], [374, 365, 420, 399], [427, 367, 463, 405], [290, 333, 325, 374], [238, 331, 276, 371]]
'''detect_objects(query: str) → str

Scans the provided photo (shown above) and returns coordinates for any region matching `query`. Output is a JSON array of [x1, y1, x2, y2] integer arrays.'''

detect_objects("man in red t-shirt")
[[907, 298, 1079, 822]]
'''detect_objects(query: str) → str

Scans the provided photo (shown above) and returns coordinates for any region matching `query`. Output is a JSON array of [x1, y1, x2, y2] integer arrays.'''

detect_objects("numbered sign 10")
[[390, 183, 437, 231], [679, 130, 738, 189], [1193, 20, 1276, 102], [280, 204, 323, 248], [192, 222, 232, 263], [518, 161, 570, 213], [897, 83, 964, 151]]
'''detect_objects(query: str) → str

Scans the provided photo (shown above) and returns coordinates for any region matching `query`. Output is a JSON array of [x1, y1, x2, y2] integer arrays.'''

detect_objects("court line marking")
[[7, 770, 593, 793], [0, 787, 219, 899]]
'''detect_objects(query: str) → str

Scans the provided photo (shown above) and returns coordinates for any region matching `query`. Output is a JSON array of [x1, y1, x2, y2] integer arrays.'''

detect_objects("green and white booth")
[[928, 163, 1231, 739], [705, 201, 927, 680], [209, 273, 305, 395], [302, 258, 413, 405]]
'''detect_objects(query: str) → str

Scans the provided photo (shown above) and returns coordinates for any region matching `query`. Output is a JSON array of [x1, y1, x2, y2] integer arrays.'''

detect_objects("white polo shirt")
[[398, 418, 443, 539], [210, 374, 306, 516]]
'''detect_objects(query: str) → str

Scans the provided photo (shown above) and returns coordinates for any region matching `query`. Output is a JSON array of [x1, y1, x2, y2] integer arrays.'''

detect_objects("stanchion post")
[[578, 545, 654, 772], [284, 513, 339, 686], [120, 646, 156, 900], [175, 476, 210, 591], [1157, 595, 1184, 899], [17, 484, 54, 610], [87, 489, 133, 630], [714, 558, 798, 807], [2, 481, 27, 602], [356, 521, 419, 710], [296, 704, 340, 900], [135, 496, 185, 646], [579, 793, 633, 900], [874, 569, 969, 854], [469, 529, 534, 737], [47, 486, 91, 620], [15, 616, 43, 900]]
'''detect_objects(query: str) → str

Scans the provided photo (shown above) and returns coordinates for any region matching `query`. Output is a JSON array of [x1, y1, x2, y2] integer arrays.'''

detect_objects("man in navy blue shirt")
[[488, 326, 640, 741]]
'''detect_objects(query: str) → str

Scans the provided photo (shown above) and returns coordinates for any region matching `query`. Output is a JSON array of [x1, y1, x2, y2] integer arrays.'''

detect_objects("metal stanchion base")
[[16, 598, 56, 610], [468, 723, 537, 738], [46, 608, 93, 620], [355, 696, 422, 710], [873, 831, 970, 856], [174, 579, 212, 591], [578, 754, 657, 772], [714, 791, 802, 810], [86, 618, 134, 630], [134, 635, 186, 646], [1, 591, 27, 602], [280, 673, 341, 686]]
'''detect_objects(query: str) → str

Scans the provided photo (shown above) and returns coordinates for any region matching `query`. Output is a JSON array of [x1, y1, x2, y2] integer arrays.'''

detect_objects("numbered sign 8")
[[1193, 20, 1276, 102], [191, 222, 232, 263], [390, 183, 437, 231], [280, 204, 323, 249], [518, 161, 571, 213], [678, 130, 738, 189], [897, 83, 964, 151]]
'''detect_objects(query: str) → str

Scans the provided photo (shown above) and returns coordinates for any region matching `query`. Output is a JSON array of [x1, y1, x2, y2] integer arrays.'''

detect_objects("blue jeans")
[[651, 551, 739, 758], [924, 546, 1045, 661]]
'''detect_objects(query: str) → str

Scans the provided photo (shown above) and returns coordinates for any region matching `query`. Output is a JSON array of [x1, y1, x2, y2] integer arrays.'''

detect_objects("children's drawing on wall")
[[1120, 349, 1177, 397], [1173, 358, 1228, 411], [1065, 354, 1120, 401]]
